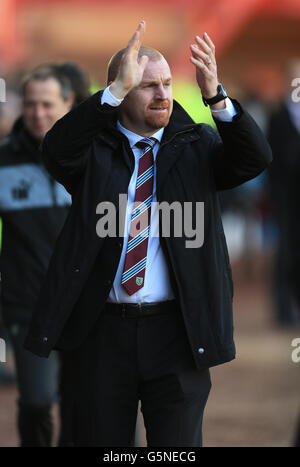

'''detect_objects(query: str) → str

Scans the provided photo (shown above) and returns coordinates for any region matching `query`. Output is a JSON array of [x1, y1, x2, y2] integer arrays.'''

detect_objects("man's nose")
[[156, 85, 168, 99], [34, 105, 45, 120]]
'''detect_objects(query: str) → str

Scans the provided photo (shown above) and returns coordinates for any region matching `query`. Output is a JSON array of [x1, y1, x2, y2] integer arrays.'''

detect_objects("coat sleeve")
[[208, 99, 272, 191], [41, 90, 117, 194]]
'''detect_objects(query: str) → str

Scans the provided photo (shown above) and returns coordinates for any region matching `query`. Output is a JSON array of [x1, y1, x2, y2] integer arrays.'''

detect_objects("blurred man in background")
[[267, 59, 300, 447], [0, 65, 74, 446], [268, 59, 300, 326]]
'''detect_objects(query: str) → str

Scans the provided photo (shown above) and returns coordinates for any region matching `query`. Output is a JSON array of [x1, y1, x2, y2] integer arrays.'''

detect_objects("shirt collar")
[[117, 121, 164, 149]]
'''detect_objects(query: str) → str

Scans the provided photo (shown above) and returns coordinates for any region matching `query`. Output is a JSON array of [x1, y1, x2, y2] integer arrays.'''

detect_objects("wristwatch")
[[202, 84, 227, 107]]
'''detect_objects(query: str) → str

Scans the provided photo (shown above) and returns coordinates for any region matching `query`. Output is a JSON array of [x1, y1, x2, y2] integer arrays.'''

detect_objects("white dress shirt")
[[102, 86, 237, 304]]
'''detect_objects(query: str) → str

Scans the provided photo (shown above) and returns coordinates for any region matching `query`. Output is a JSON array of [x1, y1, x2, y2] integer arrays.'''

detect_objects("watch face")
[[218, 84, 227, 98]]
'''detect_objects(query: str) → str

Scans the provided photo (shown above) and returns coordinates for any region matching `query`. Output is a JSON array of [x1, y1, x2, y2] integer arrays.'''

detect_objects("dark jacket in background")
[[0, 118, 71, 325], [24, 91, 272, 370], [268, 103, 300, 305]]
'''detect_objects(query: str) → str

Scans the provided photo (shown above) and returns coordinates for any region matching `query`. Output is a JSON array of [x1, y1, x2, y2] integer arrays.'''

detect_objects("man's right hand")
[[109, 21, 149, 100]]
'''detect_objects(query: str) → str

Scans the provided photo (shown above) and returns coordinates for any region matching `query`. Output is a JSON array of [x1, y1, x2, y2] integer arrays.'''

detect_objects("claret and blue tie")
[[121, 137, 157, 295]]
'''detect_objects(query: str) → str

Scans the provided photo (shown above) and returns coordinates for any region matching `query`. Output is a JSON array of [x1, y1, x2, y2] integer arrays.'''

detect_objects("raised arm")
[[190, 33, 272, 190], [42, 21, 149, 194]]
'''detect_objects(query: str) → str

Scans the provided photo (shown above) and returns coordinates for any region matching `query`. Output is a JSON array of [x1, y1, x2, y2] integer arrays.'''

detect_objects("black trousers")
[[65, 303, 211, 447]]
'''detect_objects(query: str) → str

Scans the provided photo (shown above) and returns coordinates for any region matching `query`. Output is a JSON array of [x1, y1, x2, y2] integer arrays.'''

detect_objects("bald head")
[[107, 46, 165, 85]]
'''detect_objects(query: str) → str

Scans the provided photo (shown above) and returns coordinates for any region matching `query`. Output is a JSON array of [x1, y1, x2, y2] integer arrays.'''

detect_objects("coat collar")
[[96, 94, 204, 188], [97, 92, 203, 145]]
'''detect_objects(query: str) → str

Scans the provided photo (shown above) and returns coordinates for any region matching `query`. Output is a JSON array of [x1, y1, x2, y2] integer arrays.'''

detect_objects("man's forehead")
[[142, 59, 172, 81], [24, 78, 61, 98]]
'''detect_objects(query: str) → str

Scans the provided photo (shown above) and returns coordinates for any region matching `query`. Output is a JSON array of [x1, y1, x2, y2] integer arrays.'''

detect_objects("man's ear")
[[66, 91, 75, 111]]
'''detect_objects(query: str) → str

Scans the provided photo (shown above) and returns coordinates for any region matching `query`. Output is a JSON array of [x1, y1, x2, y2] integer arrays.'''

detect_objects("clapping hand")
[[190, 33, 221, 102], [110, 21, 149, 99]]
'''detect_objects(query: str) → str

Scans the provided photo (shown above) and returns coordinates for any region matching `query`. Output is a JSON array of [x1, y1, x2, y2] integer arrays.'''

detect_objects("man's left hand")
[[190, 33, 223, 106]]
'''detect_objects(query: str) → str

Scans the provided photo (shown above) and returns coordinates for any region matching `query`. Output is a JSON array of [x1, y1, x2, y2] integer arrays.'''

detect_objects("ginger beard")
[[144, 100, 171, 130], [119, 58, 173, 137]]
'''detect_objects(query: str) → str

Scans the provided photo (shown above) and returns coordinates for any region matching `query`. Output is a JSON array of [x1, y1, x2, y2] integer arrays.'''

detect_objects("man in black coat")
[[25, 22, 272, 446]]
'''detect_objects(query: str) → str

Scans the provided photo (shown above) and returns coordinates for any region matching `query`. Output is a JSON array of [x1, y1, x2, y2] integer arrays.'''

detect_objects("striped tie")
[[121, 137, 157, 295]]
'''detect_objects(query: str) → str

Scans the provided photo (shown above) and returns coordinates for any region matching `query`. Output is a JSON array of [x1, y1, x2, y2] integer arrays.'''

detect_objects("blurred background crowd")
[[0, 0, 299, 447]]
